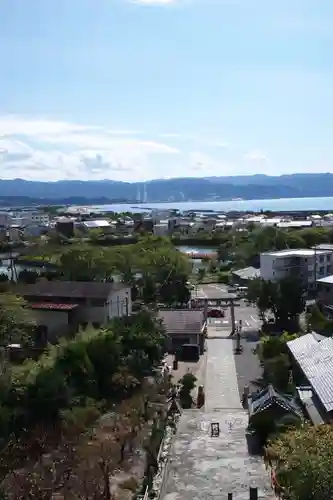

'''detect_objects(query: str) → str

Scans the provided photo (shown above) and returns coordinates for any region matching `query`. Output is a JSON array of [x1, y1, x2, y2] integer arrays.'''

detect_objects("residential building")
[[153, 221, 169, 236], [287, 333, 333, 425], [260, 248, 333, 290], [10, 210, 50, 225], [231, 266, 260, 285], [56, 217, 75, 237], [316, 275, 333, 309], [0, 212, 11, 227], [15, 280, 132, 343], [157, 309, 206, 354]]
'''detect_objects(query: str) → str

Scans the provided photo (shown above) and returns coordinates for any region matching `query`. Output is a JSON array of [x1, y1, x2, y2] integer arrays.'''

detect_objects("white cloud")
[[0, 115, 275, 181], [244, 150, 268, 163], [0, 115, 180, 182]]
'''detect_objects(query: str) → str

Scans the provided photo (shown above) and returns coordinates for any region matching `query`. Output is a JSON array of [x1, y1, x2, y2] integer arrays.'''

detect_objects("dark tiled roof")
[[157, 309, 205, 336], [15, 281, 128, 300], [249, 385, 302, 418]]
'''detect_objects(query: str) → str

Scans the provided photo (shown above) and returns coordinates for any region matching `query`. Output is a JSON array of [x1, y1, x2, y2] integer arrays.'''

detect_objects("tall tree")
[[247, 277, 305, 331], [270, 424, 333, 500], [0, 293, 35, 346]]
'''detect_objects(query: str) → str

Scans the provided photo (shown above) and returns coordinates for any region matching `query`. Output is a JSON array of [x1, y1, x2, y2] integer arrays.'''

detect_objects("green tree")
[[298, 227, 330, 248], [197, 268, 206, 283], [306, 304, 333, 335], [270, 424, 333, 500], [247, 278, 305, 331], [59, 246, 115, 281], [0, 294, 35, 346], [17, 269, 38, 284], [257, 332, 298, 361], [179, 373, 197, 409]]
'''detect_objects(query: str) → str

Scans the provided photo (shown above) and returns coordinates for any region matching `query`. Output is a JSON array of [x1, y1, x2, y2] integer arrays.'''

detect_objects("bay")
[[88, 196, 333, 213]]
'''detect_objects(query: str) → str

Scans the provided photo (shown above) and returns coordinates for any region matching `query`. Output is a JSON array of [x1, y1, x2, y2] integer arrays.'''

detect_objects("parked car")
[[208, 308, 225, 318]]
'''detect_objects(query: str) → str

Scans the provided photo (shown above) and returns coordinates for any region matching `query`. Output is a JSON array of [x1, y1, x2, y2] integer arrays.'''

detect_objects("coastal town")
[[0, 203, 332, 498]]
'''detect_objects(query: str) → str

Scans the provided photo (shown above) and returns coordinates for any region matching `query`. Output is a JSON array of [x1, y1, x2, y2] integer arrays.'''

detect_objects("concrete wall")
[[80, 287, 132, 326], [33, 309, 70, 342], [261, 251, 333, 287], [108, 287, 132, 318], [260, 253, 276, 281]]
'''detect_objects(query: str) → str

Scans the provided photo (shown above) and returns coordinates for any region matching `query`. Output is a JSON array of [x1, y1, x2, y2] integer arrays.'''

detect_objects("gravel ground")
[[233, 331, 262, 399]]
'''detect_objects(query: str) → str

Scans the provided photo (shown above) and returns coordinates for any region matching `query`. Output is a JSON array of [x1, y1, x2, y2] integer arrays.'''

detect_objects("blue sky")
[[0, 0, 332, 181]]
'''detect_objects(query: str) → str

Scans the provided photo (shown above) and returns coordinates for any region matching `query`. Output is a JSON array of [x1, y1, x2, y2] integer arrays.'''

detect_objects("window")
[[320, 255, 325, 263]]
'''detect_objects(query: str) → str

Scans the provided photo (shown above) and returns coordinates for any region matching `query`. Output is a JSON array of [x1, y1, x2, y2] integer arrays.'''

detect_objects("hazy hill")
[[0, 173, 332, 204]]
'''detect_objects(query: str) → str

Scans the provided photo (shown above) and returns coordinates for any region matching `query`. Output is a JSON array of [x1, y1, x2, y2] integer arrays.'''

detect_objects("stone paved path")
[[159, 328, 272, 500], [205, 337, 242, 411], [159, 410, 272, 500]]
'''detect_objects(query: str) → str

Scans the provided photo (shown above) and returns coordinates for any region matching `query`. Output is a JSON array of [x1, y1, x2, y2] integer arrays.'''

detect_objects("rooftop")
[[29, 302, 79, 311], [317, 275, 333, 285], [249, 385, 302, 419], [263, 249, 327, 257], [233, 266, 260, 280], [82, 220, 111, 228], [15, 280, 128, 300], [157, 309, 205, 335], [287, 335, 333, 412]]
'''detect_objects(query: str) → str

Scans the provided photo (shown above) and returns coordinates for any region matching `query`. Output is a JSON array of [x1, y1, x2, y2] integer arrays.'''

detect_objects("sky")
[[0, 0, 333, 182]]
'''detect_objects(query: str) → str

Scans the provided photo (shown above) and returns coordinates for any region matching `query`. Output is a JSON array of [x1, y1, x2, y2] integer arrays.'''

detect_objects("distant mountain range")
[[0, 173, 333, 205]]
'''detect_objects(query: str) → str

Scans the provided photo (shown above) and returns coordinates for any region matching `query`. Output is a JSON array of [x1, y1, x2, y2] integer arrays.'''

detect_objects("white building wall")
[[153, 224, 169, 236], [81, 287, 132, 325], [10, 211, 49, 225], [260, 249, 333, 289], [83, 305, 108, 324], [108, 287, 132, 318], [259, 253, 276, 281], [0, 212, 11, 227]]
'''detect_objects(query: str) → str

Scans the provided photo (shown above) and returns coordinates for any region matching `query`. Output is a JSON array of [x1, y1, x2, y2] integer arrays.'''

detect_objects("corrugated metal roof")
[[287, 333, 318, 360], [288, 336, 333, 412], [82, 220, 111, 228]]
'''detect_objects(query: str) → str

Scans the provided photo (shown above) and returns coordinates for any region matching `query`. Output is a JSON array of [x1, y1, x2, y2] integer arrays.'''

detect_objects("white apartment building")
[[9, 210, 50, 225], [260, 248, 333, 290]]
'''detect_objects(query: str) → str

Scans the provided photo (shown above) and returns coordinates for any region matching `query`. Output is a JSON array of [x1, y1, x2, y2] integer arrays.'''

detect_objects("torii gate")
[[190, 295, 238, 334]]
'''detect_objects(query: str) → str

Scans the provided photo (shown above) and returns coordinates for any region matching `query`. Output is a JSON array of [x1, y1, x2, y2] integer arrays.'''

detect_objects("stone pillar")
[[230, 300, 236, 334], [203, 299, 208, 321], [228, 494, 233, 500], [249, 487, 258, 500]]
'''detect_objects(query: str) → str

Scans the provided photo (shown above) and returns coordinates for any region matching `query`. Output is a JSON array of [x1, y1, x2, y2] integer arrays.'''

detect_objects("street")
[[192, 283, 231, 300], [191, 283, 261, 335], [207, 301, 260, 336]]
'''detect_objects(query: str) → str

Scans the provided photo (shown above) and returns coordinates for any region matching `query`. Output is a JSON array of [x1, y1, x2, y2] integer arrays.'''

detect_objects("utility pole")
[[6, 229, 17, 282], [314, 244, 317, 296]]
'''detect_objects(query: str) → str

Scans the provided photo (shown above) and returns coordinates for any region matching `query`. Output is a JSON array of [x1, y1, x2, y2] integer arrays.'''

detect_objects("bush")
[[179, 373, 197, 409], [217, 271, 230, 284], [0, 312, 167, 443]]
